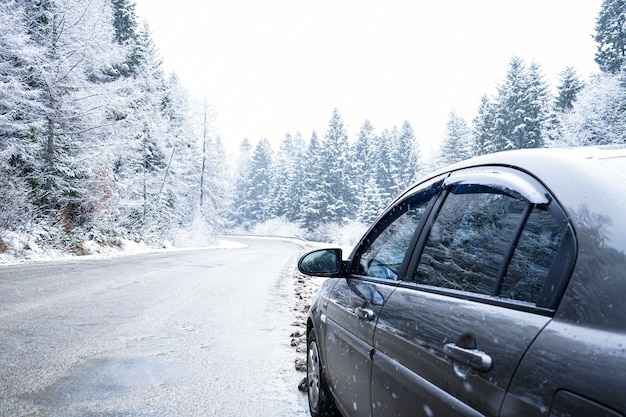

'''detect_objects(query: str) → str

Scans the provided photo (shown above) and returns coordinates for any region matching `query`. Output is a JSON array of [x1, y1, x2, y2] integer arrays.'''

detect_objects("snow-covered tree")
[[473, 95, 497, 156], [0, 0, 223, 251], [557, 72, 626, 146], [522, 61, 552, 148], [395, 121, 421, 188], [110, 22, 171, 242], [229, 138, 254, 227], [11, 0, 128, 236], [594, 0, 626, 73], [197, 100, 228, 232], [267, 132, 306, 222], [316, 109, 355, 223], [372, 128, 395, 204], [352, 121, 386, 223], [298, 131, 326, 231], [555, 66, 585, 112], [483, 57, 552, 152], [437, 110, 475, 166], [246, 139, 274, 224], [111, 0, 141, 77]]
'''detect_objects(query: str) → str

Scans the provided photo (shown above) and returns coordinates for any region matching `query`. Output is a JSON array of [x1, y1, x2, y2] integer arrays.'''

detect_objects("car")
[[297, 146, 626, 417]]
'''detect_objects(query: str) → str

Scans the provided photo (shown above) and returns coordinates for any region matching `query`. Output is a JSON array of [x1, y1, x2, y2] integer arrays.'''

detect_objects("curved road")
[[0, 237, 312, 416]]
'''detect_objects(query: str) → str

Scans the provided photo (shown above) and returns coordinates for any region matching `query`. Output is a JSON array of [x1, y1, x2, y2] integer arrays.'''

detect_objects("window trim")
[[444, 168, 551, 204], [348, 175, 445, 282]]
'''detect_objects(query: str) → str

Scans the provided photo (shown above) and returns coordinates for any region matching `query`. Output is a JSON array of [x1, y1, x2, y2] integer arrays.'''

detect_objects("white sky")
[[133, 1, 602, 155]]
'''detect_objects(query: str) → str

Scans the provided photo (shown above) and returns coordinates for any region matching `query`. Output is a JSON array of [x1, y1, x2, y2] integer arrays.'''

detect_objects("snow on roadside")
[[289, 245, 354, 392], [0, 230, 247, 265], [290, 269, 325, 391]]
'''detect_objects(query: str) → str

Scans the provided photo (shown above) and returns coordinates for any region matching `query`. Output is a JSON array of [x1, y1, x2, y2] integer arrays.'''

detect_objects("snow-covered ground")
[[0, 230, 246, 265]]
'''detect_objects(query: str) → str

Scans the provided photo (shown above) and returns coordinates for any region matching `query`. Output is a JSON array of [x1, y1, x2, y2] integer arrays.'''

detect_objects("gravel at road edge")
[[290, 269, 324, 392]]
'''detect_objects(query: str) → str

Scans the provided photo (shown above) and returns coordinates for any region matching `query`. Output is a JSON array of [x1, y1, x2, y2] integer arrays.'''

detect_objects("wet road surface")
[[0, 237, 311, 416]]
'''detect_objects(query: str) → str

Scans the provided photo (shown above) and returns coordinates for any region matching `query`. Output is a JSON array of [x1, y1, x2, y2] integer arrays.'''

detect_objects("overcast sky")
[[133, 1, 602, 155]]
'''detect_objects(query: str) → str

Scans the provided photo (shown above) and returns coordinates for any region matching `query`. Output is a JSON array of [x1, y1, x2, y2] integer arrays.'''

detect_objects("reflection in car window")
[[414, 191, 526, 294], [413, 182, 567, 307], [499, 206, 563, 303], [356, 193, 433, 280]]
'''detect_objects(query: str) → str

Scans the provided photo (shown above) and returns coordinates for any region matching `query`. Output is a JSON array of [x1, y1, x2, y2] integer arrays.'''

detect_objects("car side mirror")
[[298, 248, 343, 276]]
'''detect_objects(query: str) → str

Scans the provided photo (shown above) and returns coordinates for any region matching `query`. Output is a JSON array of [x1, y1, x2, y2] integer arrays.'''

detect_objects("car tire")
[[307, 328, 338, 417]]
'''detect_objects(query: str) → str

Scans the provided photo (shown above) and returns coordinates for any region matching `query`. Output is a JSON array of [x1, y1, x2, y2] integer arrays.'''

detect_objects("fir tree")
[[298, 131, 325, 231], [472, 95, 497, 155], [438, 110, 474, 166], [352, 120, 387, 223], [229, 138, 254, 227], [557, 72, 626, 146], [19, 0, 126, 230], [110, 0, 141, 76], [555, 67, 585, 112], [267, 132, 306, 222], [492, 56, 551, 151], [395, 121, 421, 187], [0, 0, 39, 230], [594, 0, 626, 73], [246, 139, 274, 224], [317, 109, 355, 223]]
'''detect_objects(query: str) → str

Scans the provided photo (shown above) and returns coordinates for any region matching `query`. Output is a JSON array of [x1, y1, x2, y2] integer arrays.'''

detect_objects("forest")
[[1, 0, 626, 255]]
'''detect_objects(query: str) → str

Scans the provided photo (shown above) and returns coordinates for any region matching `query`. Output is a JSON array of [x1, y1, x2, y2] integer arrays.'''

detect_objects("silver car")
[[298, 146, 626, 417]]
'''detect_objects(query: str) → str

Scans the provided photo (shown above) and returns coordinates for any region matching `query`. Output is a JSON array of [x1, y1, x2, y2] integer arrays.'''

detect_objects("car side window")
[[355, 191, 435, 280], [499, 206, 563, 303], [413, 189, 526, 294], [412, 180, 567, 307]]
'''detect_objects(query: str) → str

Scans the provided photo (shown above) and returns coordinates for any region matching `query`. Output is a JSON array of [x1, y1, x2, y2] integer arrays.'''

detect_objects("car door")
[[371, 167, 575, 417], [322, 181, 440, 417]]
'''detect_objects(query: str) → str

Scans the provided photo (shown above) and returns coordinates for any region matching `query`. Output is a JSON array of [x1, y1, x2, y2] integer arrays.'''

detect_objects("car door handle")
[[443, 343, 492, 372], [354, 306, 375, 321]]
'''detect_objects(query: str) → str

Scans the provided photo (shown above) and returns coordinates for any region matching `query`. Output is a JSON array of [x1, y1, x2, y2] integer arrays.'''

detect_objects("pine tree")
[[276, 132, 306, 222], [112, 22, 172, 242], [110, 0, 141, 76], [246, 139, 274, 225], [492, 56, 551, 151], [353, 120, 377, 191], [267, 132, 306, 222], [557, 72, 626, 146], [0, 0, 39, 232], [229, 138, 254, 227], [438, 110, 474, 166], [352, 120, 387, 223], [594, 0, 626, 73], [18, 0, 126, 232], [555, 66, 585, 112], [395, 121, 421, 188], [523, 62, 551, 148], [317, 109, 355, 223], [298, 131, 325, 231], [473, 95, 497, 155], [373, 128, 396, 204]]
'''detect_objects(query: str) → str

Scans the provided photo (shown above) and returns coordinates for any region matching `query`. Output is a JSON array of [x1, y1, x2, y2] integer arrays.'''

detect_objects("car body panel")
[[372, 286, 551, 416], [323, 278, 398, 417]]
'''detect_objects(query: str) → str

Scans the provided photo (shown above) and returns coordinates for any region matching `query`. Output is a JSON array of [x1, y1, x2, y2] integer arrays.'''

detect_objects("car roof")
[[429, 145, 626, 181], [412, 145, 626, 254]]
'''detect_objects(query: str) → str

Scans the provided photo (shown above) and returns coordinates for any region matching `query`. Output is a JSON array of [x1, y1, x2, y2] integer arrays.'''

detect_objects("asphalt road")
[[0, 237, 312, 416]]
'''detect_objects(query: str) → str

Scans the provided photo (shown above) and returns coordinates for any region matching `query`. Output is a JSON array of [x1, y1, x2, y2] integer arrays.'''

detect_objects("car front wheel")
[[307, 328, 338, 417]]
